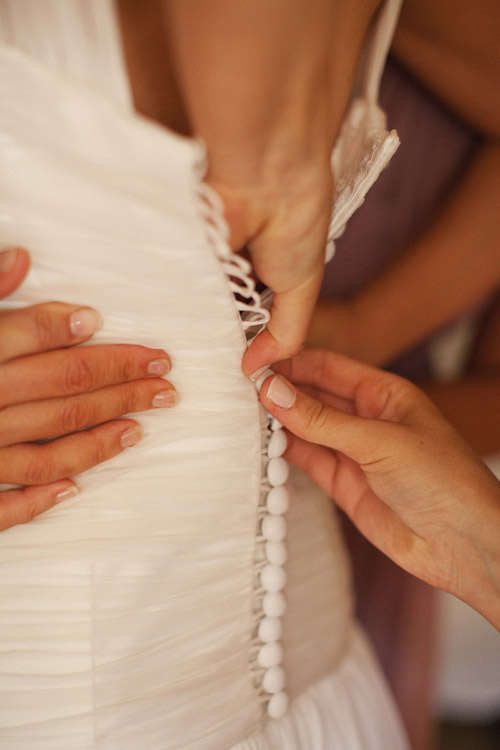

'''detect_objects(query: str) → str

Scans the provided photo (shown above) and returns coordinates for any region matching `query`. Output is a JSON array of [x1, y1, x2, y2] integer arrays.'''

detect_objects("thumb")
[[0, 247, 31, 298], [242, 272, 323, 375], [260, 373, 387, 464]]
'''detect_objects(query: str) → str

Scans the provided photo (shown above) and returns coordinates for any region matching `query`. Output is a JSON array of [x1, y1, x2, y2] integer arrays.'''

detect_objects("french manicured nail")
[[121, 425, 144, 448], [70, 308, 103, 338], [249, 365, 270, 382], [55, 484, 79, 504], [0, 247, 18, 274], [152, 390, 178, 408], [266, 375, 297, 409], [254, 367, 274, 393], [147, 358, 171, 376]]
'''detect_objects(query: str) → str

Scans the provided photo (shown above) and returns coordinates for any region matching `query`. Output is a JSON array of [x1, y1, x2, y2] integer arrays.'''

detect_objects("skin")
[[119, 0, 382, 373], [259, 349, 500, 631], [308, 0, 500, 454], [0, 248, 177, 530], [7, 0, 499, 540], [8, 0, 380, 526]]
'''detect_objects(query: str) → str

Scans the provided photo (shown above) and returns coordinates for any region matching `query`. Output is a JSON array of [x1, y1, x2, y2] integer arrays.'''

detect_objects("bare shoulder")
[[392, 0, 500, 136]]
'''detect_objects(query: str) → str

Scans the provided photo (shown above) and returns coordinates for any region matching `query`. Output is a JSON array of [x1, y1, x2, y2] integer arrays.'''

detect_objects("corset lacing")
[[196, 180, 290, 720]]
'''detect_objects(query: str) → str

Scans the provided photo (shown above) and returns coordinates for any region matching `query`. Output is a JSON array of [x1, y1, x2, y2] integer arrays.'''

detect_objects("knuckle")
[[33, 305, 57, 350], [22, 499, 40, 524], [23, 452, 57, 486], [388, 378, 421, 419], [120, 381, 143, 413], [282, 341, 304, 360], [274, 335, 303, 361], [116, 352, 136, 383], [88, 428, 111, 466], [302, 398, 330, 436], [62, 353, 97, 393], [272, 330, 307, 362], [58, 397, 92, 434]]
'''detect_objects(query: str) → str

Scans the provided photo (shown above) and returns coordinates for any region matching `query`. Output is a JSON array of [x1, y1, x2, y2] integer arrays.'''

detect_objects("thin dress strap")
[[360, 0, 403, 104]]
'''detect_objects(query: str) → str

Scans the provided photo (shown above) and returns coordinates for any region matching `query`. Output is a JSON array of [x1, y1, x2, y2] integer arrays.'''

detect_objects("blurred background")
[[319, 55, 500, 750]]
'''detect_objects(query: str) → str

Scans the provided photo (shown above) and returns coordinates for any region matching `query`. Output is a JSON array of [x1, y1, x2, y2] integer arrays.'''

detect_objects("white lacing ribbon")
[[195, 178, 289, 720], [196, 182, 270, 337]]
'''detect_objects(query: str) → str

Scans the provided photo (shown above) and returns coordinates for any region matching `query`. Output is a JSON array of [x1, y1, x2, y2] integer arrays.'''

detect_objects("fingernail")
[[254, 367, 275, 393], [70, 308, 103, 338], [249, 365, 270, 382], [55, 484, 79, 504], [267, 375, 297, 409], [0, 247, 18, 274], [152, 390, 178, 408], [121, 425, 144, 448], [147, 358, 171, 376]]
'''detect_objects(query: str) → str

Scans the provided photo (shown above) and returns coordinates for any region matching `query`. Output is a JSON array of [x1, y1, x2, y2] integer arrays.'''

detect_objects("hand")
[[166, 0, 377, 374], [213, 160, 333, 376], [259, 349, 500, 629], [0, 248, 178, 530]]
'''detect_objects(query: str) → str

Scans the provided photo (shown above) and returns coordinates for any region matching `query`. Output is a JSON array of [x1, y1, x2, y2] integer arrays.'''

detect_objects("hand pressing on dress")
[[0, 247, 178, 531], [259, 349, 500, 631]]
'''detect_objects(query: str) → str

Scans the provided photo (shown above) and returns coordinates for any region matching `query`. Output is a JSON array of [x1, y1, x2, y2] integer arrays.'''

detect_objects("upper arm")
[[392, 0, 500, 138]]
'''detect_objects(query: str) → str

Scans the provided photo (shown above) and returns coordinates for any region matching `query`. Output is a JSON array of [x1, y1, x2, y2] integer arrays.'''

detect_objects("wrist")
[[453, 477, 500, 631], [202, 84, 335, 215]]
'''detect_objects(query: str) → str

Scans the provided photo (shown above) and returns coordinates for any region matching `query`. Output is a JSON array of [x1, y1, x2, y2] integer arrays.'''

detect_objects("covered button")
[[262, 665, 286, 694], [263, 591, 286, 618], [258, 641, 283, 668], [260, 563, 286, 593], [261, 515, 286, 542], [267, 429, 287, 459], [267, 691, 289, 719], [266, 485, 289, 515], [258, 616, 283, 643], [267, 457, 289, 487], [265, 541, 287, 566]]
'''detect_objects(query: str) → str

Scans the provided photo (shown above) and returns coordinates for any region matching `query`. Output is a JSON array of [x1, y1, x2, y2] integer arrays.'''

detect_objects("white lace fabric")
[[0, 1, 409, 748]]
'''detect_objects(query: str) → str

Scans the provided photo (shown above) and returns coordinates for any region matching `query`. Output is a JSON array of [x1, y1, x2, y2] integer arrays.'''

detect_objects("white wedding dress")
[[0, 1, 409, 748]]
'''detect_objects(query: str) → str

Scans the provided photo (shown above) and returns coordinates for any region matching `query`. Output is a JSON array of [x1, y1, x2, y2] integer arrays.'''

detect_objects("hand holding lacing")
[[166, 0, 378, 373]]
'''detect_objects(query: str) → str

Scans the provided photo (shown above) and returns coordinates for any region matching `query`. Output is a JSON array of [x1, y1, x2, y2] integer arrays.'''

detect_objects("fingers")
[[0, 344, 172, 407], [0, 419, 144, 486], [0, 378, 177, 446], [273, 349, 381, 397], [0, 480, 79, 532], [273, 349, 414, 421], [284, 429, 340, 496], [211, 174, 329, 374], [242, 271, 324, 375], [0, 301, 103, 363], [260, 372, 395, 465], [0, 247, 31, 298]]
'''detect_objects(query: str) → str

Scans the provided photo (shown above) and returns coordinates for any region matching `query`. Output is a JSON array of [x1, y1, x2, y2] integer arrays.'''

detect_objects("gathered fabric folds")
[[0, 1, 409, 748]]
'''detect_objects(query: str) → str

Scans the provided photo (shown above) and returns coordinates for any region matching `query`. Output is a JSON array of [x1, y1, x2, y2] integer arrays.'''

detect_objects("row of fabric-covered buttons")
[[257, 390, 290, 720], [255, 221, 338, 717]]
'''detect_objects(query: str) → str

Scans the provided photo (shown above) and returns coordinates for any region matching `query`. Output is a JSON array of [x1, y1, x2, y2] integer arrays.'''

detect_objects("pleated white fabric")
[[0, 1, 409, 748], [237, 627, 409, 750]]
